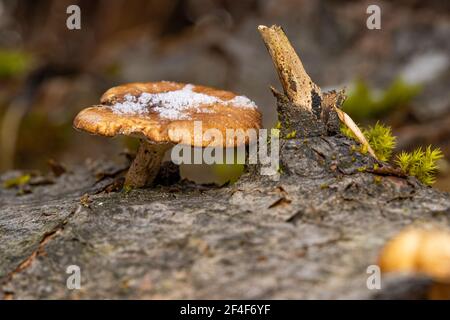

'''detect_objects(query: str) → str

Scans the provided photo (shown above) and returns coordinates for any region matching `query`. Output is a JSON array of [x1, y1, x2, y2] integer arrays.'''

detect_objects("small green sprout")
[[395, 146, 443, 186]]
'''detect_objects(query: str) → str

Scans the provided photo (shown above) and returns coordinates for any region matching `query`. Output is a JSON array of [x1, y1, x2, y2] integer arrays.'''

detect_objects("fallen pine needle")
[[333, 107, 378, 160]]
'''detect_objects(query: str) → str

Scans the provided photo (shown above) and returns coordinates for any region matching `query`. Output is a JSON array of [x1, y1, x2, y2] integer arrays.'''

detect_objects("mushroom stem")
[[258, 25, 321, 110], [124, 140, 172, 188]]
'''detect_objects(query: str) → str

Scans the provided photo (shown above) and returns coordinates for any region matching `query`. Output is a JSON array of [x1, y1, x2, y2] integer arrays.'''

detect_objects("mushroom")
[[73, 81, 261, 188], [379, 228, 450, 281]]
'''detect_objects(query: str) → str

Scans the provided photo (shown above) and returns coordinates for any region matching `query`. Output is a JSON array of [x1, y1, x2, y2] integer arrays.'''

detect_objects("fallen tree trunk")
[[1, 25, 450, 300]]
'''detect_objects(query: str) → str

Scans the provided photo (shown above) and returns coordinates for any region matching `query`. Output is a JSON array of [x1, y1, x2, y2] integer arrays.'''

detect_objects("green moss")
[[122, 185, 133, 194], [3, 174, 31, 188], [340, 125, 354, 138], [285, 130, 297, 139], [395, 146, 443, 186], [342, 78, 421, 121], [0, 50, 31, 79], [341, 122, 395, 162], [363, 122, 396, 162], [359, 144, 368, 155], [379, 78, 422, 113], [342, 119, 443, 185]]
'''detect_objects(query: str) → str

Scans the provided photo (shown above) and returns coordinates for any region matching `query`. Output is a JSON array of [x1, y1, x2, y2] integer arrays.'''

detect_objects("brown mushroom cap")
[[73, 81, 262, 148]]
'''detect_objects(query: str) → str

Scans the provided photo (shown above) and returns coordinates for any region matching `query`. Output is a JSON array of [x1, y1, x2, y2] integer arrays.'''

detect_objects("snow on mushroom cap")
[[109, 84, 257, 120]]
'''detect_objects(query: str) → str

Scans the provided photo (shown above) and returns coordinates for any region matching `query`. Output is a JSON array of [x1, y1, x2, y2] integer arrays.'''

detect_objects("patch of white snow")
[[109, 84, 257, 120]]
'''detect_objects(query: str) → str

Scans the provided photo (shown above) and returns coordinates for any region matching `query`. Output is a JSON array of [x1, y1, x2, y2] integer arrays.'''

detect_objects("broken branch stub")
[[258, 25, 321, 111], [259, 24, 337, 137], [259, 25, 377, 160]]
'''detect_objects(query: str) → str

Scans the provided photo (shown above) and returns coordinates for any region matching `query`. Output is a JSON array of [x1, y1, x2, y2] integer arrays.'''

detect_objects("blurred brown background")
[[0, 0, 449, 188]]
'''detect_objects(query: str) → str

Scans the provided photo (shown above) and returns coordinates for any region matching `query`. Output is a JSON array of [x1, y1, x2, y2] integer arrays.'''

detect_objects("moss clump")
[[395, 146, 443, 186], [341, 121, 443, 185], [3, 174, 31, 189], [341, 122, 395, 161], [363, 122, 396, 162], [342, 78, 421, 121]]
